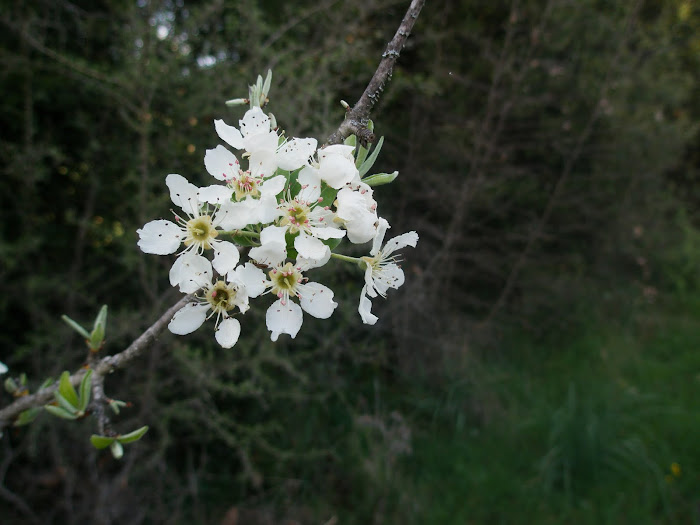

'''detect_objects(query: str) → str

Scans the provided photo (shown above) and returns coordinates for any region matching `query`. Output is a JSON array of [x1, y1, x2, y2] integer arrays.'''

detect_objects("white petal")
[[375, 263, 405, 295], [266, 299, 303, 342], [248, 147, 278, 177], [0, 360, 8, 375], [233, 263, 268, 298], [212, 240, 240, 275], [204, 145, 239, 182], [249, 242, 287, 267], [370, 218, 390, 256], [215, 119, 244, 149], [358, 287, 378, 325], [296, 249, 331, 271], [239, 107, 270, 137], [309, 225, 346, 240], [363, 264, 378, 298], [166, 174, 200, 216], [137, 220, 183, 255], [215, 200, 257, 230], [319, 154, 358, 189], [298, 282, 337, 319], [319, 144, 355, 160], [260, 175, 287, 197], [294, 234, 329, 261], [277, 137, 317, 171], [198, 184, 233, 204], [253, 194, 283, 225], [169, 253, 212, 293], [260, 224, 288, 245], [297, 166, 322, 202], [382, 231, 419, 257], [215, 317, 241, 348], [168, 303, 209, 335]]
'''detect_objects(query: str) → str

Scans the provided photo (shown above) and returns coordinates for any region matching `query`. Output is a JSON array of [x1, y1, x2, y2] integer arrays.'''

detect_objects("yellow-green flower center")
[[233, 173, 261, 200], [184, 215, 218, 250], [269, 262, 302, 298], [205, 281, 238, 314], [280, 202, 311, 234]]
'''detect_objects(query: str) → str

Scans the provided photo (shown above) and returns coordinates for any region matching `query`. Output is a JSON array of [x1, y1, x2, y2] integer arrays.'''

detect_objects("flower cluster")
[[137, 72, 417, 348]]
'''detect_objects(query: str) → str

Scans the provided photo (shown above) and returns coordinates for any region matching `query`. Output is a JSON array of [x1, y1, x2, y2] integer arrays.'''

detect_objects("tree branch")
[[0, 295, 192, 431], [326, 0, 426, 145]]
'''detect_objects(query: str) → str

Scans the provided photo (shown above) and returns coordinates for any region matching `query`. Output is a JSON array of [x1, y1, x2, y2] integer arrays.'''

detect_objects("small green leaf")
[[4, 377, 18, 394], [54, 392, 79, 414], [45, 404, 79, 420], [58, 371, 79, 407], [110, 441, 124, 459], [92, 305, 108, 334], [14, 407, 41, 427], [323, 237, 343, 251], [108, 399, 127, 415], [78, 370, 93, 412], [90, 434, 116, 449], [262, 69, 272, 97], [231, 232, 259, 247], [39, 377, 54, 389], [117, 425, 149, 444], [344, 134, 357, 148], [362, 171, 398, 187], [358, 136, 384, 177], [61, 315, 91, 339]]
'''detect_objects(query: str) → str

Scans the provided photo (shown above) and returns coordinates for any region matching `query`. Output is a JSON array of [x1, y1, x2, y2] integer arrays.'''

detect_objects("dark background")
[[1, 1, 699, 523]]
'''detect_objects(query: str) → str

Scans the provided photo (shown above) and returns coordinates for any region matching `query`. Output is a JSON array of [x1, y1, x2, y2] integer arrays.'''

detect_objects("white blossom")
[[334, 180, 378, 244], [237, 261, 337, 341], [137, 174, 240, 277], [358, 218, 418, 325], [168, 271, 250, 348]]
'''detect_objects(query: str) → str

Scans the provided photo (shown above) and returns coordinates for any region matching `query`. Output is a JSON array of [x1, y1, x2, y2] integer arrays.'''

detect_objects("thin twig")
[[0, 295, 192, 431], [326, 0, 426, 145]]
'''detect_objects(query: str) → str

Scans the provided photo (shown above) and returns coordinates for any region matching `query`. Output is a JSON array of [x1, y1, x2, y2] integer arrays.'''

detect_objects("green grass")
[[319, 292, 700, 524]]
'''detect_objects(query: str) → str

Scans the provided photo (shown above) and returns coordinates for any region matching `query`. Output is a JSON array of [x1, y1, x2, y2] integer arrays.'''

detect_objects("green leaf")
[[58, 371, 79, 407], [344, 134, 357, 148], [92, 305, 108, 334], [262, 69, 272, 97], [54, 392, 79, 414], [362, 171, 398, 187], [14, 407, 41, 427], [117, 425, 149, 444], [45, 404, 79, 420], [4, 377, 18, 394], [323, 237, 343, 251], [78, 370, 93, 412], [358, 136, 384, 177], [319, 183, 339, 211], [39, 377, 54, 389], [90, 434, 115, 449], [110, 441, 124, 459], [61, 315, 90, 339]]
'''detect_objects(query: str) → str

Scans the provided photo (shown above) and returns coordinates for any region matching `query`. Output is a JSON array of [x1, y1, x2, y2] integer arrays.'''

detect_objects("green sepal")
[[362, 171, 398, 187], [231, 232, 259, 247], [61, 315, 91, 339], [45, 404, 79, 420], [110, 441, 124, 459], [344, 134, 357, 148], [117, 425, 149, 444], [90, 434, 116, 449], [58, 371, 79, 408], [14, 407, 41, 427], [78, 370, 93, 412], [358, 136, 384, 177], [39, 377, 54, 389]]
